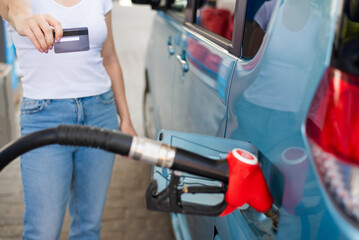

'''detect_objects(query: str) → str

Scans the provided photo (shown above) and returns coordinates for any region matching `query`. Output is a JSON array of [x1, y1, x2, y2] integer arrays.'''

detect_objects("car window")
[[169, 0, 188, 19], [242, 0, 276, 59], [195, 0, 237, 40]]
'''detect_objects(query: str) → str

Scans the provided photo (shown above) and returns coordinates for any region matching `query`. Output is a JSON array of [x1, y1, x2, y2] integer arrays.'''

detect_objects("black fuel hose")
[[0, 125, 132, 171], [0, 125, 229, 182]]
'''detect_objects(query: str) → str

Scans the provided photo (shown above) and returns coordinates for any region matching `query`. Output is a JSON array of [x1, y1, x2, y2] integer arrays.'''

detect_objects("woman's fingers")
[[15, 14, 62, 52], [21, 26, 42, 51], [120, 121, 138, 136], [30, 16, 51, 52], [43, 14, 63, 43]]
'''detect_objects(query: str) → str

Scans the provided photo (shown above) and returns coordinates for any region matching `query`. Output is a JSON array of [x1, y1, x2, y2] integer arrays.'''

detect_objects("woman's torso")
[[8, 0, 113, 99]]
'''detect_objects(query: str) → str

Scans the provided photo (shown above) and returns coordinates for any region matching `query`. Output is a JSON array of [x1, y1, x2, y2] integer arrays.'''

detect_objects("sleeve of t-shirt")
[[102, 0, 113, 15], [254, 0, 276, 32], [254, 4, 269, 31]]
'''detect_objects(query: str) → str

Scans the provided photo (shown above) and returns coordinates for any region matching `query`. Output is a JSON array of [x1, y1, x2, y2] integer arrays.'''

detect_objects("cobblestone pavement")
[[0, 2, 175, 240]]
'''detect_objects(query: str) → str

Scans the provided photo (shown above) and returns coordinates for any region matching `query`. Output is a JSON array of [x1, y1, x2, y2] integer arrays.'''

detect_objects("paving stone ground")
[[0, 2, 175, 239]]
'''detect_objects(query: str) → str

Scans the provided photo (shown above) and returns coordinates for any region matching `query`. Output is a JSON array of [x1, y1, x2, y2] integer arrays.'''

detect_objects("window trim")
[[184, 22, 232, 49], [230, 0, 246, 56], [167, 11, 187, 23], [164, 0, 195, 23], [164, 0, 247, 57]]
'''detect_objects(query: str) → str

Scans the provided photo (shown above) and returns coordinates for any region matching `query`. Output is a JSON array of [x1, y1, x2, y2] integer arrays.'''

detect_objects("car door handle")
[[167, 37, 175, 56], [176, 54, 189, 73], [168, 44, 175, 56]]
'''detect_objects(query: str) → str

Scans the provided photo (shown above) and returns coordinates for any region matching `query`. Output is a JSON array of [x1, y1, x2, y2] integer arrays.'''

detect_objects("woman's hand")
[[4, 0, 62, 53], [120, 119, 137, 136], [13, 14, 63, 53]]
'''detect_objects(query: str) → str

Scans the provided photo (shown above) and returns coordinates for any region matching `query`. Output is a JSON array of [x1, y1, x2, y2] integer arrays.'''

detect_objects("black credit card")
[[54, 27, 90, 54]]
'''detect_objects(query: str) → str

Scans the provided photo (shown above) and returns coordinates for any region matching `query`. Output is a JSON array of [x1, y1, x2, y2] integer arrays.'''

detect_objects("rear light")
[[306, 67, 359, 222]]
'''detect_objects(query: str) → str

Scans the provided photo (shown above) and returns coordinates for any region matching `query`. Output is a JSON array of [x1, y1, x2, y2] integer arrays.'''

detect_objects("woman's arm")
[[102, 11, 137, 136], [0, 0, 9, 19], [0, 0, 62, 52]]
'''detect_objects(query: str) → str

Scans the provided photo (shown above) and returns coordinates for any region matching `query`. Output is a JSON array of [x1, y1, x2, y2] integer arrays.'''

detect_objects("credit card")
[[54, 27, 90, 54]]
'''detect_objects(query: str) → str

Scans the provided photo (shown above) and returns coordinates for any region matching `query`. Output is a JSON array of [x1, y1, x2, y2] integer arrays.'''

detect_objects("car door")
[[145, 3, 187, 131], [170, 0, 240, 136]]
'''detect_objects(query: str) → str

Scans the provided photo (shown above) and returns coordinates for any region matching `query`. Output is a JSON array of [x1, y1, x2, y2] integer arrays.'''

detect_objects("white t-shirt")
[[7, 0, 113, 99]]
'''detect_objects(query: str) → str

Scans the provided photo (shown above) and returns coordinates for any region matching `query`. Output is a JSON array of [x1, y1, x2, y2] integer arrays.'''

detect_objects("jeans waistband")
[[22, 89, 113, 102]]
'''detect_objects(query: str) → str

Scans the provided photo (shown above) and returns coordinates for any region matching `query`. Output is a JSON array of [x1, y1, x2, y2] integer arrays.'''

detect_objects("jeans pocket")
[[21, 98, 46, 115], [96, 90, 115, 104]]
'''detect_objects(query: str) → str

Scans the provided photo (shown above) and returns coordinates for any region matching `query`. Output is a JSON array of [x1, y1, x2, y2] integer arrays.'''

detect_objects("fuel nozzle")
[[221, 149, 278, 228], [128, 136, 278, 223]]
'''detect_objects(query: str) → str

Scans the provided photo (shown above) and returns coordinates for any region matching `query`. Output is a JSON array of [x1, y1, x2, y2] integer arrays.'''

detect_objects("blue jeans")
[[20, 89, 119, 240]]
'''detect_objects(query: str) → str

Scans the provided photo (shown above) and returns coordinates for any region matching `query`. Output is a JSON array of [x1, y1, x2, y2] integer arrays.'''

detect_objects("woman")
[[2, 0, 137, 239]]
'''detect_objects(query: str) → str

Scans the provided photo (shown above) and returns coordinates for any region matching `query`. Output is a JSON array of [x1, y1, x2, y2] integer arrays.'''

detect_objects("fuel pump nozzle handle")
[[128, 136, 230, 183]]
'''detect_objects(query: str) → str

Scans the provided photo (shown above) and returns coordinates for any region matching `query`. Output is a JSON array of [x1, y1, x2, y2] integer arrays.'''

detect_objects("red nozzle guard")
[[220, 149, 274, 216]]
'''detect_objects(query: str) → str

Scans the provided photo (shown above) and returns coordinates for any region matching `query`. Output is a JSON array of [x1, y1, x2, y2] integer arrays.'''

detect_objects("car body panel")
[[142, 0, 359, 239], [145, 11, 183, 131], [224, 0, 359, 239], [171, 31, 236, 136]]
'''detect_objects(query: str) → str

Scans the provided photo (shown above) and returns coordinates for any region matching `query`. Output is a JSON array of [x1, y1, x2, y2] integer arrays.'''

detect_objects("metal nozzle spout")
[[265, 205, 279, 232]]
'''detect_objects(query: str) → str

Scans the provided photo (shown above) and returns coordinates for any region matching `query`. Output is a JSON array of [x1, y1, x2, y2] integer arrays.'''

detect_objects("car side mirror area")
[[131, 0, 161, 9]]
